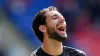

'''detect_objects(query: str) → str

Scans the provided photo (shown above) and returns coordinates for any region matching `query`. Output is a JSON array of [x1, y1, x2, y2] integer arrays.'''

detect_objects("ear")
[[39, 25, 46, 32]]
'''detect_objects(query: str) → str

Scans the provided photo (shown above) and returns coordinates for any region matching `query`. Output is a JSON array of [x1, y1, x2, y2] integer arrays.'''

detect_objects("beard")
[[46, 26, 67, 42]]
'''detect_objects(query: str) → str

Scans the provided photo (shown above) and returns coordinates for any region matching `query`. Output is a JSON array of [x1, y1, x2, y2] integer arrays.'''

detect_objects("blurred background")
[[0, 0, 100, 56]]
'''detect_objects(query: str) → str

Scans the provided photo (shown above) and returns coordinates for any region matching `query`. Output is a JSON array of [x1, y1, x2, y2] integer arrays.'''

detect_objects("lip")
[[56, 28, 66, 35], [56, 23, 66, 29], [56, 24, 66, 35]]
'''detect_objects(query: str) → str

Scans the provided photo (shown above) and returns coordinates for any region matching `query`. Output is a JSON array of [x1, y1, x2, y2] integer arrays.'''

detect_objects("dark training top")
[[29, 46, 86, 56]]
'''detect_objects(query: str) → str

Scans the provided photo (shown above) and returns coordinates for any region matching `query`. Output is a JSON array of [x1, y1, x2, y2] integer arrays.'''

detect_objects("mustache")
[[56, 22, 66, 27]]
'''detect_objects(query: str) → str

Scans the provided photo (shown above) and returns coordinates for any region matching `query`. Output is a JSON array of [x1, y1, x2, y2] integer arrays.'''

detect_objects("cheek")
[[47, 20, 57, 28]]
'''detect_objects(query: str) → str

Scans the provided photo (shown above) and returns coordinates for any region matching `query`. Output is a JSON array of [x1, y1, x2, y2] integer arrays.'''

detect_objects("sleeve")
[[29, 52, 37, 56], [76, 49, 87, 56], [29, 50, 37, 56]]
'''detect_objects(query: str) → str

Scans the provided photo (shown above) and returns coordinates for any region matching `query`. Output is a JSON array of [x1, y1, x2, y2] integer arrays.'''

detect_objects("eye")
[[52, 16, 58, 20]]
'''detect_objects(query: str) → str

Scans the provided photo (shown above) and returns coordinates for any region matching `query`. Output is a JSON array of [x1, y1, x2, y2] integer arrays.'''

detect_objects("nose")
[[59, 17, 65, 23]]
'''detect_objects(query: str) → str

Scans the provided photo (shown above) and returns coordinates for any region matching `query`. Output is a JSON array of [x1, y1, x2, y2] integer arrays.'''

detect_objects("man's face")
[[44, 10, 67, 42]]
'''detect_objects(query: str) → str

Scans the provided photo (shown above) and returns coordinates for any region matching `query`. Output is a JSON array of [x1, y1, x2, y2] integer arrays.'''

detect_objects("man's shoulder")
[[29, 46, 86, 56], [63, 46, 86, 56], [29, 48, 40, 56]]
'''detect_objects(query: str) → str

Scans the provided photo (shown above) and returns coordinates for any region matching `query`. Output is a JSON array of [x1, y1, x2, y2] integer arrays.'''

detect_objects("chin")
[[53, 30, 67, 42]]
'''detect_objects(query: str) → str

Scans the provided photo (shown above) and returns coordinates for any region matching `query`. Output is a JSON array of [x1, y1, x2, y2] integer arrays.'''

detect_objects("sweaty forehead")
[[45, 11, 61, 18]]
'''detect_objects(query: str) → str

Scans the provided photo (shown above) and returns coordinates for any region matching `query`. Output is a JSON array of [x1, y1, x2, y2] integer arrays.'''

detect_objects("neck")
[[42, 36, 63, 55]]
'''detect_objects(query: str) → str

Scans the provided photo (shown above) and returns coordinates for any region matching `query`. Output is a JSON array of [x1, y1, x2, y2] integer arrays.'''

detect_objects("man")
[[30, 6, 86, 56]]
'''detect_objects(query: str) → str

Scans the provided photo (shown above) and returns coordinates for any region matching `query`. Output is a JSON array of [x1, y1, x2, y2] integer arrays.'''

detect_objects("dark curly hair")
[[32, 6, 58, 42]]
